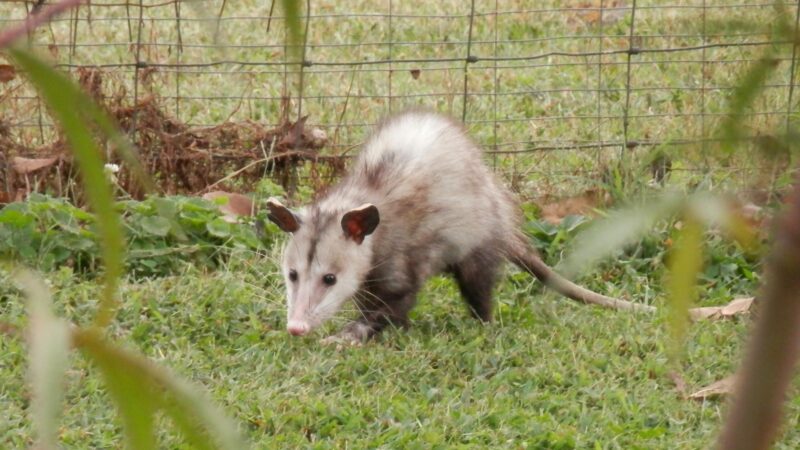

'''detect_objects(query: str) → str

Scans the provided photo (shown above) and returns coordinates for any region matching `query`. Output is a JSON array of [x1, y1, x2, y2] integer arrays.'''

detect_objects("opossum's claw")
[[320, 333, 362, 348], [320, 322, 373, 347]]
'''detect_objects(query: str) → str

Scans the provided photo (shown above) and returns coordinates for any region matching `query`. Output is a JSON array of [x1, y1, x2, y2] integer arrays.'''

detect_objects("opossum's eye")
[[288, 269, 298, 282], [322, 274, 337, 286]]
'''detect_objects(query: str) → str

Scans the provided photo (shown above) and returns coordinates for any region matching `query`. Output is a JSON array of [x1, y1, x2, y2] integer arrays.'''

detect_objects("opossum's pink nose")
[[287, 320, 310, 336]]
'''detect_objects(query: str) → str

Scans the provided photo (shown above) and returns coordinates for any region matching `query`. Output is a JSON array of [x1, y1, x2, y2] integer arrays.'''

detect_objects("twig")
[[0, 0, 85, 49], [198, 149, 320, 193]]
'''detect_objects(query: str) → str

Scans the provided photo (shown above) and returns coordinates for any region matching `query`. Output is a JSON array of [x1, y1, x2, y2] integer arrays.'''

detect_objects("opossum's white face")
[[266, 199, 379, 336]]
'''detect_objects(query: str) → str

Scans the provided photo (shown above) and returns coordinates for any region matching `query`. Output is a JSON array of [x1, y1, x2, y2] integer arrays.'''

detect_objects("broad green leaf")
[[561, 215, 590, 233], [559, 192, 684, 278], [210, 195, 230, 206], [525, 220, 558, 237], [233, 226, 262, 249], [0, 208, 34, 227], [152, 197, 189, 241], [50, 208, 78, 228], [153, 197, 179, 219], [183, 197, 218, 213], [75, 329, 246, 450], [666, 218, 704, 362], [16, 270, 71, 450], [140, 216, 172, 237], [206, 218, 232, 239], [10, 49, 124, 328], [27, 193, 54, 204]]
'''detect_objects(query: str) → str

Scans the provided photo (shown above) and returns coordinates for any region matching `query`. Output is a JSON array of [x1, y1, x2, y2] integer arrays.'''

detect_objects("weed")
[[0, 193, 272, 278]]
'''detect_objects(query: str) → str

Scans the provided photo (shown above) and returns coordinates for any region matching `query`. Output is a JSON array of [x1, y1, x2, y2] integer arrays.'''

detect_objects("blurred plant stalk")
[[718, 170, 800, 450]]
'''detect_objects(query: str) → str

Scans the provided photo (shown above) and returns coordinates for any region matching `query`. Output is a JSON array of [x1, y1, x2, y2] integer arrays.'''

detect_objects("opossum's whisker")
[[314, 304, 355, 324], [363, 275, 397, 284], [355, 290, 389, 308], [367, 256, 394, 272], [351, 294, 377, 323]]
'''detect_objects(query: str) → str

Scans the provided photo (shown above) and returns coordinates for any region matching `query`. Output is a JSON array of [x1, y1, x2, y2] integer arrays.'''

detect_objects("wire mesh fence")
[[1, 0, 798, 202]]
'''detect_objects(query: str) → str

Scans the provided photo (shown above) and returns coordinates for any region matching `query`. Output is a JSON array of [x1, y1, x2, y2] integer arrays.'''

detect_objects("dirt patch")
[[0, 67, 344, 204]]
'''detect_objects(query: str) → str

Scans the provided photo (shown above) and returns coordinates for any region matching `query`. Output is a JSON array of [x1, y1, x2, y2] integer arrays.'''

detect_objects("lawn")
[[1, 213, 798, 448]]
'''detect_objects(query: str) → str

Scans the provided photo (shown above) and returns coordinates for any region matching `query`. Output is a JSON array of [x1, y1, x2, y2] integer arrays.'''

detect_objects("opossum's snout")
[[287, 320, 311, 336], [286, 297, 316, 336]]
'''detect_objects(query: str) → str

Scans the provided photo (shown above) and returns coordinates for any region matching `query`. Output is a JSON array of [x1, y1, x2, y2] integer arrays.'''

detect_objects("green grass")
[[1, 223, 798, 448]]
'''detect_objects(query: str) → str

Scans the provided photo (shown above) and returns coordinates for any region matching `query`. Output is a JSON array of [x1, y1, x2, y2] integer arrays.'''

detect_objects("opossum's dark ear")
[[341, 203, 380, 244], [266, 198, 300, 233]]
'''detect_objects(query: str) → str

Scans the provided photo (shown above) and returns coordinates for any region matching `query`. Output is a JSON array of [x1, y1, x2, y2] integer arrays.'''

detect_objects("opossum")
[[266, 110, 653, 343]]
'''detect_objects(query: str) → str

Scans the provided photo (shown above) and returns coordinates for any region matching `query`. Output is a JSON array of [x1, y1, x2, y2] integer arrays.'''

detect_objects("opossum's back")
[[356, 111, 520, 260], [356, 111, 482, 180]]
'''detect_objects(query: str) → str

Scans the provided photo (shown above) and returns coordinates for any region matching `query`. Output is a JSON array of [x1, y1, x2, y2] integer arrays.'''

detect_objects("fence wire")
[[1, 0, 798, 199]]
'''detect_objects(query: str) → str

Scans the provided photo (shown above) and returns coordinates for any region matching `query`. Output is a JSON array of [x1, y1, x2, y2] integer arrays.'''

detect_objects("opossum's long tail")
[[509, 238, 656, 313]]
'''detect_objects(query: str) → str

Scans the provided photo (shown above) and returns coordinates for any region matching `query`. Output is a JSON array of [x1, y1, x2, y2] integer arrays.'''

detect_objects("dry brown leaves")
[[11, 156, 58, 175], [0, 67, 339, 204], [569, 1, 628, 27], [670, 299, 751, 401], [669, 372, 738, 401], [537, 188, 610, 224], [202, 191, 255, 223], [689, 374, 738, 400], [0, 64, 16, 83], [688, 297, 755, 321]]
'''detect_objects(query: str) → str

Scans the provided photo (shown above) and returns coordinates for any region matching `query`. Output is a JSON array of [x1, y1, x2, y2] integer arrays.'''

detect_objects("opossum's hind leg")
[[453, 246, 501, 322]]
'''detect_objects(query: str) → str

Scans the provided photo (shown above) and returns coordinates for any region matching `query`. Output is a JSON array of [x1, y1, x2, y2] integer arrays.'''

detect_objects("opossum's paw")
[[320, 322, 373, 347], [320, 334, 362, 348]]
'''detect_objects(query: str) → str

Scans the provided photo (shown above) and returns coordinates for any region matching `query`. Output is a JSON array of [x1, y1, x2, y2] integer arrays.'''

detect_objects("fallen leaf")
[[736, 201, 768, 230], [739, 202, 762, 218], [409, 69, 421, 80], [202, 191, 255, 223], [278, 115, 308, 149], [689, 297, 754, 321], [570, 1, 628, 27], [47, 44, 60, 59], [0, 64, 16, 83], [538, 188, 608, 224], [12, 156, 58, 174], [689, 374, 737, 400]]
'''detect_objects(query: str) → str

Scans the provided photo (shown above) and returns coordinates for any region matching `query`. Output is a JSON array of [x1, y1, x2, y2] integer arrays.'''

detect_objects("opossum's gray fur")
[[267, 110, 653, 342]]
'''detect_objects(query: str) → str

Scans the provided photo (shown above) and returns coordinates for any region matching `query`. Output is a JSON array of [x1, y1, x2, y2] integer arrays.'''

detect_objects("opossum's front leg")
[[322, 291, 417, 345]]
